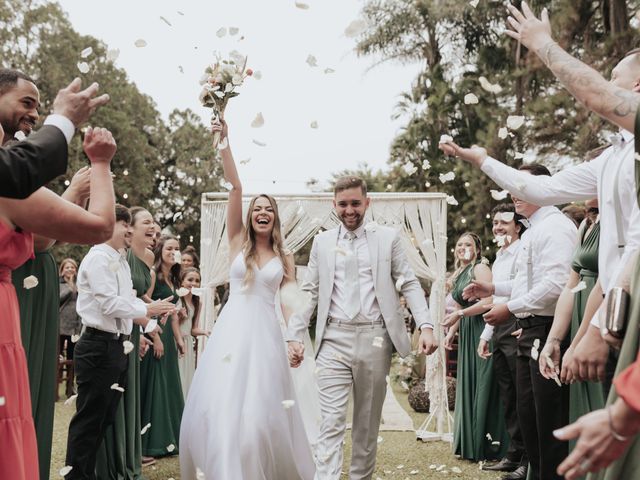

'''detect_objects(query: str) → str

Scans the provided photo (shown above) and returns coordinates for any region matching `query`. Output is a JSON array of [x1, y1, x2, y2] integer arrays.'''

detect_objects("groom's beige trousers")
[[314, 317, 393, 480]]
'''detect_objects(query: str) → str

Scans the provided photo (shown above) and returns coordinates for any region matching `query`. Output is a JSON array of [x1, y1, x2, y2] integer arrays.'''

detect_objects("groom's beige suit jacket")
[[285, 223, 432, 358]]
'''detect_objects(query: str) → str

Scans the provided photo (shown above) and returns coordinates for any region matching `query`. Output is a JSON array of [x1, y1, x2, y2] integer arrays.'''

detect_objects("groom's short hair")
[[334, 176, 367, 196]]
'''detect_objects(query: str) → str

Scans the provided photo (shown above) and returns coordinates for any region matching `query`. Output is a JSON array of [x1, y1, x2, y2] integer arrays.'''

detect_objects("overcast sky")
[[58, 0, 421, 194]]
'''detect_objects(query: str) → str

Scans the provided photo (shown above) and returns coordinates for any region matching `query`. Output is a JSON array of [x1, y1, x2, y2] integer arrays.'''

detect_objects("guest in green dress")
[[12, 244, 59, 480], [95, 207, 156, 478], [443, 232, 509, 461], [140, 234, 186, 458]]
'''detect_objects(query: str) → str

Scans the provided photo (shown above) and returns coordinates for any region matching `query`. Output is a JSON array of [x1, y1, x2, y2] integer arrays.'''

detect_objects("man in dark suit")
[[0, 68, 109, 199]]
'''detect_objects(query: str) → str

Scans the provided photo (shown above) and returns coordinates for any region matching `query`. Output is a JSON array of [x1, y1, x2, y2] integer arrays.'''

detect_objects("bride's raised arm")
[[213, 120, 244, 251]]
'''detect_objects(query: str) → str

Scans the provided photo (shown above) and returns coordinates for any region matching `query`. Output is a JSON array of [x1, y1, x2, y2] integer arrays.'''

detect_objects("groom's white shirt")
[[286, 222, 433, 357], [328, 223, 381, 322]]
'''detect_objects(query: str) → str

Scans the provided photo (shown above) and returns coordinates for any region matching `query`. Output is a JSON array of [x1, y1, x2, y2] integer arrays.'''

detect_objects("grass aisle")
[[50, 370, 502, 479]]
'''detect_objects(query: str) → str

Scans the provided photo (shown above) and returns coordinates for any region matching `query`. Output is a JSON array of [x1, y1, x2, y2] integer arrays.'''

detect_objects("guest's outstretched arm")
[[505, 1, 639, 132]]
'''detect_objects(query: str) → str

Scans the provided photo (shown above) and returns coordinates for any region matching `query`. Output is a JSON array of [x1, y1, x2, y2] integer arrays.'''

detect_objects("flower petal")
[[506, 115, 525, 130], [464, 93, 479, 104], [134, 39, 147, 48], [251, 112, 265, 128], [80, 47, 93, 58], [23, 275, 39, 289]]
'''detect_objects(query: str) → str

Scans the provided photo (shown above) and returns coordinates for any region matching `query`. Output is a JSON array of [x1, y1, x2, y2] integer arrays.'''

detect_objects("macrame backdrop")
[[199, 192, 451, 439]]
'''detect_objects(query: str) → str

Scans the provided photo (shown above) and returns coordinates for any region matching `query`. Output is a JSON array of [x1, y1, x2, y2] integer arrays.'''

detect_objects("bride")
[[179, 120, 315, 479]]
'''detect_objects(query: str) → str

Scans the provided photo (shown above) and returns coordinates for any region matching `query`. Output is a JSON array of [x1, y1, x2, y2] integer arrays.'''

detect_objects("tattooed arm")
[[505, 1, 639, 132]]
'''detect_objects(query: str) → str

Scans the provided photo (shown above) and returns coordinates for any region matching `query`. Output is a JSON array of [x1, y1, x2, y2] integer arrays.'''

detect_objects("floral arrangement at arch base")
[[199, 50, 253, 148]]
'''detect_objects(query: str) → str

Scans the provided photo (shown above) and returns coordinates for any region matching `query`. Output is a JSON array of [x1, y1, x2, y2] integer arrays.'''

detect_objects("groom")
[[286, 176, 438, 480]]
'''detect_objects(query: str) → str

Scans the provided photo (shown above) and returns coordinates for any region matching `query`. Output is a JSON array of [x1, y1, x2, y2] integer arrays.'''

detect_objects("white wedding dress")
[[179, 254, 316, 480]]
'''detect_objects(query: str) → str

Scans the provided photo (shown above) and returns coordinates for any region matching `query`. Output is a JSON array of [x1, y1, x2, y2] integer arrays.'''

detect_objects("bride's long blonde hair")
[[242, 194, 289, 285]]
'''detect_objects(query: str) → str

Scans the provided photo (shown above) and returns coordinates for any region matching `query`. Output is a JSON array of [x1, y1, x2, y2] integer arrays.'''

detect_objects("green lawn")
[[50, 367, 501, 480]]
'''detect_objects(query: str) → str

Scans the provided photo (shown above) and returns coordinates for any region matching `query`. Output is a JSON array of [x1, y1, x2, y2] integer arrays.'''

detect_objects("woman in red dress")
[[0, 127, 116, 479]]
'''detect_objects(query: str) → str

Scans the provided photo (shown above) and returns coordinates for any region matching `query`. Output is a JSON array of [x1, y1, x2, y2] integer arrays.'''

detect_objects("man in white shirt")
[[466, 164, 577, 480], [477, 204, 527, 477], [439, 50, 640, 384], [286, 176, 437, 480], [65, 205, 175, 480]]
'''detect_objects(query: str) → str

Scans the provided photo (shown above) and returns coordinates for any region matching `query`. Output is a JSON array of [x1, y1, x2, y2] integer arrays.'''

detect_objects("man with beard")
[[0, 68, 109, 198], [286, 176, 438, 480]]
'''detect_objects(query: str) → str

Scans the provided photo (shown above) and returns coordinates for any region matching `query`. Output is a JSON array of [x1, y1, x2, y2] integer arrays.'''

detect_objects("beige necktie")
[[343, 231, 360, 319]]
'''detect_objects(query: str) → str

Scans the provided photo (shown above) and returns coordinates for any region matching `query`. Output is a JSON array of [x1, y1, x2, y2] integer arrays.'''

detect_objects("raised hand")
[[462, 280, 494, 301], [505, 2, 553, 52], [83, 127, 117, 165], [210, 118, 229, 143], [438, 140, 488, 167], [52, 78, 110, 127]]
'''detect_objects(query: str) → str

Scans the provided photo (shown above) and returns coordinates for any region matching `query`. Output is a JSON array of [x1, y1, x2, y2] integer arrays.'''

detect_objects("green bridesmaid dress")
[[451, 262, 509, 461], [140, 278, 184, 457], [12, 250, 59, 480], [569, 223, 605, 445], [95, 250, 151, 478]]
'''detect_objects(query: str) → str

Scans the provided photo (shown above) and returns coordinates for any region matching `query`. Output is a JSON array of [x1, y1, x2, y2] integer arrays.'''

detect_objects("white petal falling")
[[377, 435, 384, 444], [123, 340, 134, 355], [372, 336, 384, 348], [166, 443, 176, 452], [216, 27, 227, 38], [23, 275, 39, 289], [464, 93, 479, 104], [306, 54, 318, 67], [176, 287, 190, 297], [141, 422, 151, 435], [451, 466, 463, 474], [295, 1, 310, 9], [134, 39, 147, 48], [14, 131, 26, 141], [310, 121, 319, 129], [402, 163, 418, 175], [439, 171, 455, 183], [251, 112, 265, 128], [506, 115, 525, 130], [478, 76, 502, 94], [229, 27, 239, 35], [395, 275, 406, 292], [160, 16, 172, 26], [533, 338, 541, 349], [410, 470, 420, 475], [190, 287, 206, 297], [531, 347, 539, 361], [570, 281, 587, 293], [178, 66, 184, 74], [324, 68, 335, 74], [80, 47, 93, 58], [446, 195, 458, 206], [463, 247, 472, 260], [422, 160, 431, 169], [344, 19, 367, 37], [239, 158, 251, 165], [469, 0, 479, 7], [439, 134, 453, 144], [106, 48, 120, 62], [282, 399, 296, 409], [64, 394, 78, 406], [514, 151, 525, 159], [253, 71, 262, 80], [196, 467, 206, 479], [110, 383, 125, 393], [498, 127, 509, 139], [252, 139, 267, 147], [222, 353, 232, 363], [71, 334, 80, 343], [60, 466, 73, 477], [77, 62, 90, 74], [495, 235, 506, 247], [490, 189, 508, 200]]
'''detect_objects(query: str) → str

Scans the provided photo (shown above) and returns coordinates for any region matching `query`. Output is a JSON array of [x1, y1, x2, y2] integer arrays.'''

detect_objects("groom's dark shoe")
[[483, 458, 519, 472], [501, 465, 527, 480]]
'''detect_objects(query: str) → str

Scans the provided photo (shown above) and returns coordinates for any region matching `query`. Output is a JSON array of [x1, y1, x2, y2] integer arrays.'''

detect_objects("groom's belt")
[[327, 315, 384, 327]]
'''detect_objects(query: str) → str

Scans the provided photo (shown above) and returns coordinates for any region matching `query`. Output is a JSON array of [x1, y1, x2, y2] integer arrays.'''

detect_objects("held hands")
[[418, 328, 438, 355], [441, 310, 462, 328], [153, 336, 165, 359], [443, 329, 456, 351], [287, 341, 305, 368], [462, 280, 494, 301], [505, 2, 553, 52], [52, 77, 110, 127], [83, 127, 117, 165], [438, 141, 488, 168], [539, 341, 561, 380], [570, 325, 609, 382]]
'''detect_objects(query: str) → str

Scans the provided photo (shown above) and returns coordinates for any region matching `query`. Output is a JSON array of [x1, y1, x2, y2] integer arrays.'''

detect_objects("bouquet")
[[199, 50, 253, 148]]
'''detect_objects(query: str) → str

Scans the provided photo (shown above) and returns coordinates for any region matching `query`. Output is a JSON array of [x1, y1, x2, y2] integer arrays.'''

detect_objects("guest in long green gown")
[[12, 246, 59, 480], [444, 232, 509, 461], [95, 207, 156, 478], [140, 234, 185, 458]]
